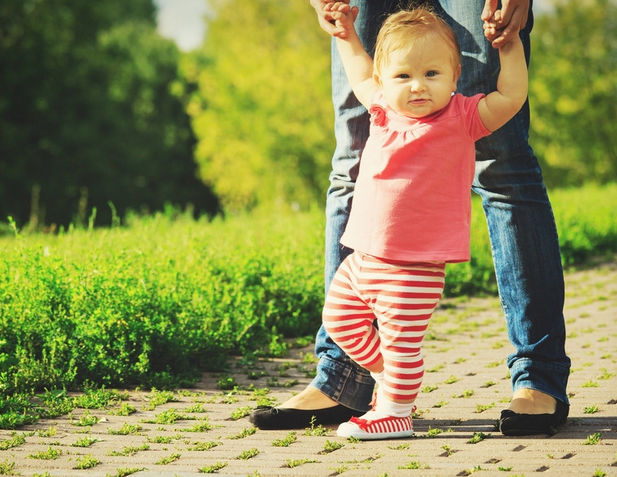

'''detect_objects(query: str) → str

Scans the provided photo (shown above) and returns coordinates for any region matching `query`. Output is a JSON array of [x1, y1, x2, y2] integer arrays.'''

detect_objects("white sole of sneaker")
[[337, 422, 414, 440]]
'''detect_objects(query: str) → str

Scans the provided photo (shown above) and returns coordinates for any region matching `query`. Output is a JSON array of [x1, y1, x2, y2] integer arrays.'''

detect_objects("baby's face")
[[376, 36, 460, 118]]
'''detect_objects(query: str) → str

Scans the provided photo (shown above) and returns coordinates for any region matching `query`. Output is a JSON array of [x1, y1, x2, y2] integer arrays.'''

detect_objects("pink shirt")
[[340, 92, 491, 263]]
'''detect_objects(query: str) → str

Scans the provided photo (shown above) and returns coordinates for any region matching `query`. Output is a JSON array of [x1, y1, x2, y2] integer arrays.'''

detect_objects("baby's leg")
[[337, 259, 446, 439], [322, 251, 383, 372]]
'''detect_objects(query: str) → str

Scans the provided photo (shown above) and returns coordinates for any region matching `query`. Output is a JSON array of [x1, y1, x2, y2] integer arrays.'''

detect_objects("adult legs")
[[314, 0, 571, 421], [435, 0, 570, 427]]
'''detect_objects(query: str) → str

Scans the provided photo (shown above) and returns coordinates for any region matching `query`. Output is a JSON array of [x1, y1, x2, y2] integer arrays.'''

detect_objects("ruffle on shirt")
[[369, 105, 388, 127]]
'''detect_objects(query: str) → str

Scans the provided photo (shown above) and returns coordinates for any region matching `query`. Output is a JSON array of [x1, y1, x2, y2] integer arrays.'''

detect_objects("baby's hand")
[[324, 1, 351, 12], [482, 0, 529, 49], [483, 9, 503, 43], [324, 1, 358, 36], [311, 0, 356, 38]]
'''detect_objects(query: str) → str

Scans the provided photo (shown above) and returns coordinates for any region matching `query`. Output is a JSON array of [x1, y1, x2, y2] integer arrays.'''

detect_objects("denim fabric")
[[313, 0, 570, 411]]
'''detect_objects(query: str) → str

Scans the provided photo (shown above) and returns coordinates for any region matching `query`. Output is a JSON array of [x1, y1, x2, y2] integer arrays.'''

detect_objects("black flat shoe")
[[499, 399, 569, 436], [249, 404, 363, 430]]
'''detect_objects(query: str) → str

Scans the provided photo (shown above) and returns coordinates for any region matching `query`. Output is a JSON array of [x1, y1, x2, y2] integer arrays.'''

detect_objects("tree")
[[180, 0, 334, 212], [0, 0, 220, 228], [529, 0, 617, 186]]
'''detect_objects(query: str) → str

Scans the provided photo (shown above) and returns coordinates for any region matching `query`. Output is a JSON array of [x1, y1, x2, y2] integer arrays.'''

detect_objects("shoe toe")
[[248, 404, 362, 430], [500, 400, 569, 436], [336, 421, 360, 438], [249, 406, 271, 423]]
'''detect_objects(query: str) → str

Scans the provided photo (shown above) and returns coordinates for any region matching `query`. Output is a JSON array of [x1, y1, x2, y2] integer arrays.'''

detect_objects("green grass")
[[0, 433, 27, 450], [237, 448, 259, 460], [321, 440, 345, 454], [0, 183, 616, 429], [286, 458, 318, 468], [72, 436, 99, 448], [74, 454, 101, 470], [28, 446, 62, 460], [272, 431, 298, 447], [199, 462, 228, 473], [155, 453, 181, 465]]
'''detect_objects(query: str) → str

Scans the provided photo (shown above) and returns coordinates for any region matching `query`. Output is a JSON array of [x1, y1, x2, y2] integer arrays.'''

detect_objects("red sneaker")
[[337, 414, 413, 440]]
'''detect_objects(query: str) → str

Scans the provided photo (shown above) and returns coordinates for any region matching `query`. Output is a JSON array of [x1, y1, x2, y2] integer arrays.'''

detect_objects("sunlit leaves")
[[529, 0, 617, 186], [180, 0, 333, 212]]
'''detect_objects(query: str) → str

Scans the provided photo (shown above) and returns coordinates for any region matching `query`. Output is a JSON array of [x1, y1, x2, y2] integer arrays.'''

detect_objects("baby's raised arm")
[[324, 2, 379, 109], [477, 36, 528, 132]]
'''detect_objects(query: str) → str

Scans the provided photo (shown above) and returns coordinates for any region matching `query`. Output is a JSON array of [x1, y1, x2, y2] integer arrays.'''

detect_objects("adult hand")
[[482, 0, 530, 48], [310, 0, 356, 38]]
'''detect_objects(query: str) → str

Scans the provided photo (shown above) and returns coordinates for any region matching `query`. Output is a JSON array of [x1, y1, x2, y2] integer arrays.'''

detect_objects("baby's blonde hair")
[[374, 8, 461, 76]]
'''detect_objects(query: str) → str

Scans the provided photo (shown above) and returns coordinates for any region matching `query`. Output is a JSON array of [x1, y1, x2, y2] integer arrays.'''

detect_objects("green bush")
[[551, 184, 617, 265], [0, 210, 324, 394]]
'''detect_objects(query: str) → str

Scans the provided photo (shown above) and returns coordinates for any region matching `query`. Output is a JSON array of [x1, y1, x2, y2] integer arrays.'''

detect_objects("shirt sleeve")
[[454, 93, 491, 142]]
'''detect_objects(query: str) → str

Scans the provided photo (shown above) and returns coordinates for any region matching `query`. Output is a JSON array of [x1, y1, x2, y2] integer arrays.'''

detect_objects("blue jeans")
[[314, 0, 571, 412]]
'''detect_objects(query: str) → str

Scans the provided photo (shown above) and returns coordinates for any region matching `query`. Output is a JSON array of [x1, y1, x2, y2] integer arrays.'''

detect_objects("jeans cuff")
[[309, 355, 375, 412], [510, 357, 570, 404]]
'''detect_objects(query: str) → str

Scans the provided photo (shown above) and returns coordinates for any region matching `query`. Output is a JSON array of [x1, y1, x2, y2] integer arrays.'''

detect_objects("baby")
[[321, 3, 528, 440]]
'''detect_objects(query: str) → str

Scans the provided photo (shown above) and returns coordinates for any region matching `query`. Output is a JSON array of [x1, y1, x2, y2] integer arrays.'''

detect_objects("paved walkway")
[[1, 261, 616, 477]]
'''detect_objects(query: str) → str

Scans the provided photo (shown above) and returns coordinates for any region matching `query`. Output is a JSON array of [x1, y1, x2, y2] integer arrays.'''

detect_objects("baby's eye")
[[397, 73, 410, 79], [426, 70, 438, 77]]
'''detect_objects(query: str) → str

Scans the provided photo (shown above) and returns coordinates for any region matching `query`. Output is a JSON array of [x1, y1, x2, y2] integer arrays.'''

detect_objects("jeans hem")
[[309, 355, 374, 412], [509, 357, 570, 404]]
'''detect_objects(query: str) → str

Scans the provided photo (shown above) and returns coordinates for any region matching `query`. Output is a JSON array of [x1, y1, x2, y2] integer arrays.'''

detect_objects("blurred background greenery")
[[1, 0, 615, 228]]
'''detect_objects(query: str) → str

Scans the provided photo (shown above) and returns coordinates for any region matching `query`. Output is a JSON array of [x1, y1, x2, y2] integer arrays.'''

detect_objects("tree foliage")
[[9, 0, 610, 224], [0, 0, 220, 228], [529, 0, 617, 186], [181, 0, 616, 214], [180, 0, 334, 212]]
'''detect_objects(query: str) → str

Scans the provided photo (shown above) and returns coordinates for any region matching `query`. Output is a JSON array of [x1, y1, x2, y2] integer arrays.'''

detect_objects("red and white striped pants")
[[323, 251, 445, 404]]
